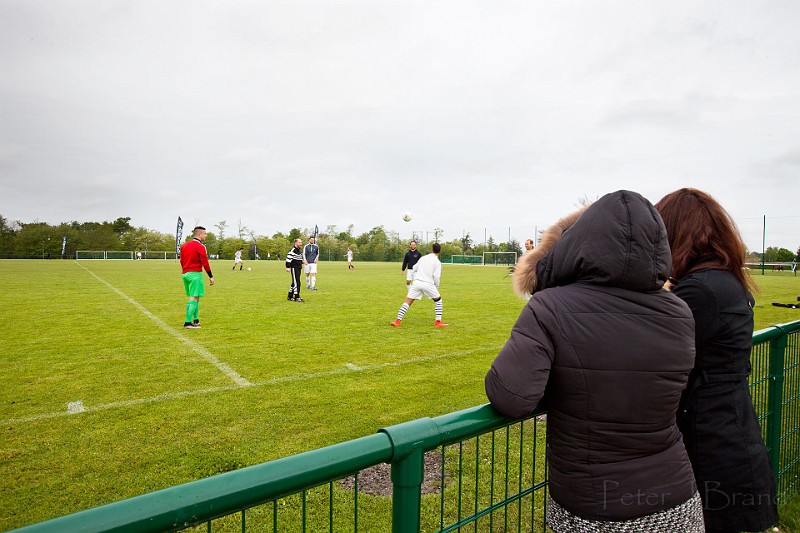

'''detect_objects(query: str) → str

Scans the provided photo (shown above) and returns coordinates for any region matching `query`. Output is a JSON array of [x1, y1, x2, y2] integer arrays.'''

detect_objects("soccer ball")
[[402, 212, 413, 222], [247, 267, 252, 271]]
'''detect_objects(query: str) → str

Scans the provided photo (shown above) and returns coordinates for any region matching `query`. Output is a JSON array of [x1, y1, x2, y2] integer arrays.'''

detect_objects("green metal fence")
[[755, 320, 800, 502], [14, 320, 800, 533]]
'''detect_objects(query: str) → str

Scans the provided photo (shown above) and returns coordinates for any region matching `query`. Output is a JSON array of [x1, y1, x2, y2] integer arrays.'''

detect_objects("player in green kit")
[[180, 226, 215, 328]]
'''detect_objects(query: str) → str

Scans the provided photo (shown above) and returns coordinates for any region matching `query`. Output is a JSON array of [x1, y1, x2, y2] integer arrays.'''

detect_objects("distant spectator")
[[523, 239, 534, 253]]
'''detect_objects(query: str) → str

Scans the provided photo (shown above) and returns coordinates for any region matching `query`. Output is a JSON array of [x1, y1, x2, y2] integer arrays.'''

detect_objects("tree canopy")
[[4, 214, 788, 264], [0, 215, 512, 262]]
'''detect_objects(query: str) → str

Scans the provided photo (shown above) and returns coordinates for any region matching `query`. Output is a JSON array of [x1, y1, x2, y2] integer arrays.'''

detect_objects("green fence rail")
[[14, 320, 800, 533]]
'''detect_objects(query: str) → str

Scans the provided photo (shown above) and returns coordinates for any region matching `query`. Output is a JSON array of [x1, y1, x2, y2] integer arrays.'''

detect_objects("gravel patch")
[[339, 451, 444, 496]]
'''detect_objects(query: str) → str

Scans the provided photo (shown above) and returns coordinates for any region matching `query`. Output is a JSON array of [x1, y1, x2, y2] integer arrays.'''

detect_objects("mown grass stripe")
[[75, 261, 251, 387], [2, 345, 499, 425]]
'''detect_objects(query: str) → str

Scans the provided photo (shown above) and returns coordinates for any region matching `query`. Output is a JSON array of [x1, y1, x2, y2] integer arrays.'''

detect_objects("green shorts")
[[182, 271, 205, 298]]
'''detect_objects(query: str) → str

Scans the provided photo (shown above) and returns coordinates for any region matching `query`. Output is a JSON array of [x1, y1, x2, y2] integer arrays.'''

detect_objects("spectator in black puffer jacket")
[[486, 190, 703, 532]]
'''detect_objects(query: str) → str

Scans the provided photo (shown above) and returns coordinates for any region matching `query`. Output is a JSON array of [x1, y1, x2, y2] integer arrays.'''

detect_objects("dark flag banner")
[[175, 216, 184, 256], [61, 236, 66, 259], [314, 224, 319, 241]]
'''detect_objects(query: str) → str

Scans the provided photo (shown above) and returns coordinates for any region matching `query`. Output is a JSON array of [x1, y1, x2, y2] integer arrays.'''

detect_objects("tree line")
[[0, 215, 527, 262], [2, 214, 795, 263]]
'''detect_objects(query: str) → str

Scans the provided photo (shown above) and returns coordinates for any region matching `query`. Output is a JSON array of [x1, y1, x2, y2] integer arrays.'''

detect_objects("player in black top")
[[401, 240, 423, 286]]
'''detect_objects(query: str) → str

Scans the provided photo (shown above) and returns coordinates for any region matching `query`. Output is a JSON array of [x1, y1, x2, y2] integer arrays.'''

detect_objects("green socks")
[[185, 300, 199, 323]]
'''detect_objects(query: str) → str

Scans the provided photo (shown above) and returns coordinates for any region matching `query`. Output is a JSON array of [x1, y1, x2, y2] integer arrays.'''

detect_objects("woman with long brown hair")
[[655, 188, 778, 533]]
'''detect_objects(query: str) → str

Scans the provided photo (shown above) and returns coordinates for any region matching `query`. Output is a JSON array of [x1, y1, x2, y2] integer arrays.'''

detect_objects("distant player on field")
[[401, 240, 422, 285], [303, 236, 319, 290], [286, 238, 304, 302], [391, 242, 448, 328], [180, 226, 214, 329], [232, 247, 244, 270], [346, 247, 354, 269]]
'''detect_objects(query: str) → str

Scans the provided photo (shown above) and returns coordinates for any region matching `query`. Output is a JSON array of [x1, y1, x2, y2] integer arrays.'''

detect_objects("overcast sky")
[[1, 1, 798, 251]]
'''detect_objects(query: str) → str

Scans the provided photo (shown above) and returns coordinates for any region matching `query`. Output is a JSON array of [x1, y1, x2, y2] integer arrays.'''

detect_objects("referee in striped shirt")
[[285, 238, 304, 302]]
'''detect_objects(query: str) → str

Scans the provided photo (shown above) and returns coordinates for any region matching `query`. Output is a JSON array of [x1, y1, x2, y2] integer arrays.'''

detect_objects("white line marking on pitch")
[[74, 262, 251, 387], [67, 401, 86, 414], [2, 346, 500, 425]]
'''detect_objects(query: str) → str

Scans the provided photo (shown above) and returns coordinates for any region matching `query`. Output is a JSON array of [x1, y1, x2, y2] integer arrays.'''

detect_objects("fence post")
[[766, 329, 788, 475], [390, 448, 425, 533], [379, 417, 442, 533]]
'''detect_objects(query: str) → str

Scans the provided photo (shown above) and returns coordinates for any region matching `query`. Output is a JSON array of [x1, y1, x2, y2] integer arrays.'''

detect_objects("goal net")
[[482, 251, 517, 266], [141, 251, 179, 260], [76, 251, 134, 260], [450, 255, 482, 265]]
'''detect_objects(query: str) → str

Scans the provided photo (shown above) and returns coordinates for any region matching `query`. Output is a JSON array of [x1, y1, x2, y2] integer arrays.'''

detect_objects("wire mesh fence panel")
[[425, 417, 548, 533], [777, 330, 800, 504]]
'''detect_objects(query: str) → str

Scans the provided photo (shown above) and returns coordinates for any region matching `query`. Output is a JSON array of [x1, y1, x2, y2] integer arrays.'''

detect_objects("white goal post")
[[76, 251, 134, 260], [140, 251, 179, 260], [482, 251, 518, 266]]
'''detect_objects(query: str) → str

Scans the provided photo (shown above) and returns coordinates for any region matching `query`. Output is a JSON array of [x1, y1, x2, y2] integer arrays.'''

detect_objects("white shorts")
[[304, 263, 317, 274], [407, 281, 440, 301], [406, 269, 415, 282], [234, 258, 243, 264]]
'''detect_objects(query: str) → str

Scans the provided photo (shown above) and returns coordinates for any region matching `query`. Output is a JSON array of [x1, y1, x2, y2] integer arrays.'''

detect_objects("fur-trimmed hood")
[[513, 190, 671, 299], [513, 204, 587, 298]]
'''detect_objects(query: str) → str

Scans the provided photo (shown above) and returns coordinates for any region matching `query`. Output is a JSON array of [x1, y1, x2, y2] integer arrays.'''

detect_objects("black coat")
[[402, 249, 422, 271], [673, 268, 778, 531], [486, 190, 698, 521]]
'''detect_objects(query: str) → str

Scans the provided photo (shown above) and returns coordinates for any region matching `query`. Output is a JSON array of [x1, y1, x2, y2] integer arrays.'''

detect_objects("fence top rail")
[[378, 403, 534, 461], [14, 433, 392, 533], [753, 320, 800, 344]]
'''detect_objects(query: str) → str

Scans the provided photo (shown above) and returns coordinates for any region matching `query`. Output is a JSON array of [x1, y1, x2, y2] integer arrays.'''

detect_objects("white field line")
[[2, 346, 500, 425], [75, 262, 251, 387], [66, 401, 86, 414]]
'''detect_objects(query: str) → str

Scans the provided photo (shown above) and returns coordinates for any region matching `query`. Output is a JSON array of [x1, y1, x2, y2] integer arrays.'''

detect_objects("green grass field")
[[1, 259, 798, 530]]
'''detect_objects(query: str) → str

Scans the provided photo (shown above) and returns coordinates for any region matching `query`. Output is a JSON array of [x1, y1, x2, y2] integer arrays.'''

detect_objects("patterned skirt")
[[547, 491, 705, 533]]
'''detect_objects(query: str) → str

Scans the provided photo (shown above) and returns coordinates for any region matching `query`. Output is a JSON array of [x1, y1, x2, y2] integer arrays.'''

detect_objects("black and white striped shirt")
[[285, 247, 303, 268]]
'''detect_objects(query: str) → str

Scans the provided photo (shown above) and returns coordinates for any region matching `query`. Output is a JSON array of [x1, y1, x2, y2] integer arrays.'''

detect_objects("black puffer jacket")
[[486, 190, 698, 521]]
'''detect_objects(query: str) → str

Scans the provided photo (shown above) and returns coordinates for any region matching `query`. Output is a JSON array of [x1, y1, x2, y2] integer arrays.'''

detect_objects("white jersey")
[[234, 250, 243, 263], [347, 250, 353, 261], [412, 253, 441, 287]]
